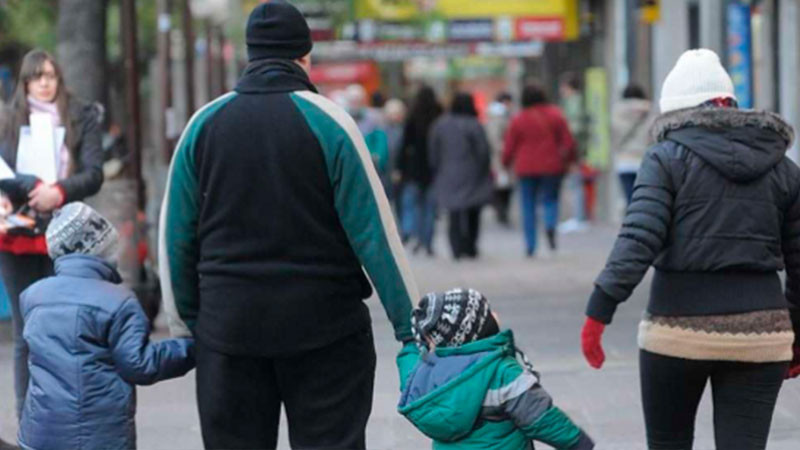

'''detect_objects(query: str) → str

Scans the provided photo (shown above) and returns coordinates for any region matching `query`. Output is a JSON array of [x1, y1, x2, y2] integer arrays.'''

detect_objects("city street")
[[2, 215, 800, 449]]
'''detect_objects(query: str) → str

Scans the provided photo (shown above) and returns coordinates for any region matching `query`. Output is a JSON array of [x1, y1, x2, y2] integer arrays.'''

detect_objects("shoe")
[[425, 245, 435, 257], [546, 229, 557, 251]]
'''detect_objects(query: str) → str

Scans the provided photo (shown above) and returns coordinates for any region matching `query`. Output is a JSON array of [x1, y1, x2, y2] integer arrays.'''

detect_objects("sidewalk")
[[1, 215, 799, 449]]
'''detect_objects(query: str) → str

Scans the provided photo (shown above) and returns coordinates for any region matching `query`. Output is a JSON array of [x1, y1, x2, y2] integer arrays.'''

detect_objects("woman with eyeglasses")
[[0, 49, 104, 419]]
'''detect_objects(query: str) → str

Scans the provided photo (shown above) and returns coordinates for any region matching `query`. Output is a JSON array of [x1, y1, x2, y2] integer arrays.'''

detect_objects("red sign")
[[309, 62, 378, 84], [515, 17, 565, 41]]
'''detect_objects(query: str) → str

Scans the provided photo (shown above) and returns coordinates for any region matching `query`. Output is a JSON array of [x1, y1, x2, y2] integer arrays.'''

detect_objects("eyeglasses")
[[29, 72, 58, 83]]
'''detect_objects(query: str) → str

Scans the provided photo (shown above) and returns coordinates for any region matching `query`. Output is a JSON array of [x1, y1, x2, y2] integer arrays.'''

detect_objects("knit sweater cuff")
[[586, 286, 618, 325]]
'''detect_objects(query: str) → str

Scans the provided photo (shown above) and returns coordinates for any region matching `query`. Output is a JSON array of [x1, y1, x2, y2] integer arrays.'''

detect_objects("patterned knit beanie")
[[412, 288, 499, 349], [46, 202, 119, 262]]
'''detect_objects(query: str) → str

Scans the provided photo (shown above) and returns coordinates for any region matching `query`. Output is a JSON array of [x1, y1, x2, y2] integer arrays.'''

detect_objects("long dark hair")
[[1, 50, 74, 164], [522, 83, 548, 108], [408, 85, 442, 136], [450, 92, 478, 117]]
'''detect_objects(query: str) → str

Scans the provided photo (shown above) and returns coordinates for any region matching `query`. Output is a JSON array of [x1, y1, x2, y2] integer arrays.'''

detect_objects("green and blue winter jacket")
[[398, 330, 594, 450], [158, 60, 418, 355]]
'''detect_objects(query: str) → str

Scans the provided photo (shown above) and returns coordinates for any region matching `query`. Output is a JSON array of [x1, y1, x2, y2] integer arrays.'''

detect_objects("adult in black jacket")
[[397, 85, 442, 255], [0, 49, 103, 419], [581, 49, 800, 449]]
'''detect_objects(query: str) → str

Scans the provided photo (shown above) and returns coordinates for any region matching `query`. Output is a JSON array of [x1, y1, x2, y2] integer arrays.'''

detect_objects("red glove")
[[786, 346, 800, 379], [581, 317, 606, 369]]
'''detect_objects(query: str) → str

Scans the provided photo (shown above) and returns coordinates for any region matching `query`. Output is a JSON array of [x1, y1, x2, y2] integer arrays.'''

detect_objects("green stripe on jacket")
[[160, 92, 237, 334], [290, 91, 416, 342]]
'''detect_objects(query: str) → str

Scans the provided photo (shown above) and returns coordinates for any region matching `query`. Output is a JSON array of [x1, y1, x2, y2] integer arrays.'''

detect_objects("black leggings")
[[448, 206, 481, 259], [640, 350, 788, 450]]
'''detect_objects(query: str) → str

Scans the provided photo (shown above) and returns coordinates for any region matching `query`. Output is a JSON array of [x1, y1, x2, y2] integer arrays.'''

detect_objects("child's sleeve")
[[109, 297, 196, 385], [396, 342, 421, 391], [494, 360, 594, 449]]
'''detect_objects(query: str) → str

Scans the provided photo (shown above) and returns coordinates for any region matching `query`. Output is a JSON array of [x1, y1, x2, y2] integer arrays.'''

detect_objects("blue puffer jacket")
[[18, 254, 195, 450]]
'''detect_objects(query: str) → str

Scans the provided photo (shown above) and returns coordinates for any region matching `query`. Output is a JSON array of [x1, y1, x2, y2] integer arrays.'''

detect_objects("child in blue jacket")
[[18, 202, 195, 450], [398, 288, 594, 450]]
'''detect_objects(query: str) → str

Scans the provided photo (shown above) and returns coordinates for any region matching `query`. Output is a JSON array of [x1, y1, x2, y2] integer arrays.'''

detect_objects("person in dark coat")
[[429, 92, 493, 260], [19, 202, 194, 450], [503, 83, 575, 257], [158, 3, 418, 448], [0, 49, 104, 418], [581, 49, 800, 450], [397, 85, 443, 255]]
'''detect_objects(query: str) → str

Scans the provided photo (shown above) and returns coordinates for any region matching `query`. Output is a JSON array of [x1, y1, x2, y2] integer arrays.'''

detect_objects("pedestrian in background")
[[0, 49, 104, 419], [159, 2, 418, 448], [429, 92, 493, 260], [486, 91, 514, 226], [397, 85, 442, 255], [582, 49, 800, 450], [558, 73, 592, 229], [346, 84, 390, 181], [503, 83, 576, 257], [384, 98, 406, 204], [611, 83, 653, 205], [18, 202, 194, 450]]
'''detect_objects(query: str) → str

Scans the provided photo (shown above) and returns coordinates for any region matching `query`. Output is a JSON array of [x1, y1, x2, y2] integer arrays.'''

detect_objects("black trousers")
[[493, 187, 513, 225], [0, 252, 53, 418], [448, 206, 482, 259], [640, 350, 788, 450], [196, 328, 376, 450]]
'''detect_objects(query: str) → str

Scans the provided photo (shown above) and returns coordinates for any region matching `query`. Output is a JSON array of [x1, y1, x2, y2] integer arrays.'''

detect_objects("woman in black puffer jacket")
[[581, 49, 800, 450]]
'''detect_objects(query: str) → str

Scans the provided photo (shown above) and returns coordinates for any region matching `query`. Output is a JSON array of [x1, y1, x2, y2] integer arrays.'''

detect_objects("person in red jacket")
[[503, 83, 576, 257]]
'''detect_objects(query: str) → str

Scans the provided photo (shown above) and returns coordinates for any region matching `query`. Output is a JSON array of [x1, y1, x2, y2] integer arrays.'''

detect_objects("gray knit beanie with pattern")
[[46, 202, 120, 262]]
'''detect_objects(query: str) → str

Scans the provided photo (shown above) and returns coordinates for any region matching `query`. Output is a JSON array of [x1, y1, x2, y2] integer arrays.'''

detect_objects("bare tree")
[[57, 0, 107, 104]]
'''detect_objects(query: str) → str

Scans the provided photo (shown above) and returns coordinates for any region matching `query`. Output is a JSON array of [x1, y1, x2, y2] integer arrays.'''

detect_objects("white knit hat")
[[46, 202, 120, 262], [659, 49, 736, 113]]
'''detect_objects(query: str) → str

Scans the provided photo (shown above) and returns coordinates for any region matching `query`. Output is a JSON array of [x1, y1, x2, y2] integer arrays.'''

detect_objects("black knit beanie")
[[246, 0, 312, 62], [412, 288, 499, 349]]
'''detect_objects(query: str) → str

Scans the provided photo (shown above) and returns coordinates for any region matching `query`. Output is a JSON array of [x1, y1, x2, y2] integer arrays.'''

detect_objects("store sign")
[[515, 17, 566, 41], [448, 20, 495, 42], [355, 0, 579, 41], [727, 2, 753, 108]]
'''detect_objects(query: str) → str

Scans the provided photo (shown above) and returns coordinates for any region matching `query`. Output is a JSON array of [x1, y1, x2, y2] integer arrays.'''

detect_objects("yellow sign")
[[355, 0, 579, 40], [639, 0, 660, 24], [355, 0, 421, 22]]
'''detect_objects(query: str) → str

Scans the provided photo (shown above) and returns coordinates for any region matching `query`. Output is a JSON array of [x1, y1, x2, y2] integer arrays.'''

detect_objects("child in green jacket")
[[398, 288, 594, 450]]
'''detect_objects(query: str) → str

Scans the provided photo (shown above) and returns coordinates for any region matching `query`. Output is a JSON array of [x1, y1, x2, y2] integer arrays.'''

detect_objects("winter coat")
[[397, 330, 593, 450], [398, 111, 441, 188], [159, 60, 417, 355], [0, 98, 104, 206], [18, 254, 195, 450], [428, 114, 494, 211], [356, 112, 390, 175], [503, 105, 576, 177], [587, 107, 800, 340], [611, 98, 653, 173]]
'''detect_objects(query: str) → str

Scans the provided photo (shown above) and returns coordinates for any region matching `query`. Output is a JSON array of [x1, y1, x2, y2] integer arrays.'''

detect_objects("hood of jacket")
[[651, 107, 795, 182], [397, 330, 516, 442], [235, 59, 318, 95], [54, 253, 122, 284]]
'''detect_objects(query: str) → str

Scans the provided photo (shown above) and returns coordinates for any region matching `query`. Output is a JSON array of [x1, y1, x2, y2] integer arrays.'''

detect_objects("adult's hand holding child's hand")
[[581, 316, 606, 369]]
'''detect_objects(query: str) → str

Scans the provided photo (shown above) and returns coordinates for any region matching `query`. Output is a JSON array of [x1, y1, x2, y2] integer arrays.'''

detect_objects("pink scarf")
[[27, 96, 70, 180]]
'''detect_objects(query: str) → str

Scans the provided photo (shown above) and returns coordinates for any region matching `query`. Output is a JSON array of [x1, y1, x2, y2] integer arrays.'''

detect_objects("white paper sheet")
[[0, 157, 14, 180], [15, 113, 64, 184]]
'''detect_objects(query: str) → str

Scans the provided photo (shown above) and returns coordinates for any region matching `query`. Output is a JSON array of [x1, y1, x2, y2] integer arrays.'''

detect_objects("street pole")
[[217, 26, 227, 94], [121, 0, 143, 210], [205, 19, 215, 100], [182, 0, 196, 115], [157, 0, 174, 163]]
